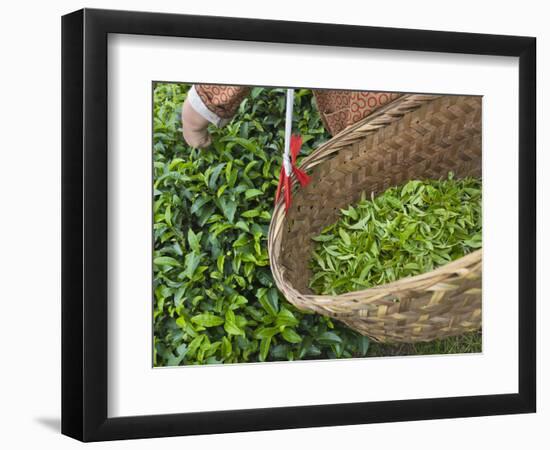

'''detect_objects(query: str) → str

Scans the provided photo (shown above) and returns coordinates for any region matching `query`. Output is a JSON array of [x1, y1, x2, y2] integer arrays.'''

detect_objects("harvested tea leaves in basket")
[[309, 173, 482, 295]]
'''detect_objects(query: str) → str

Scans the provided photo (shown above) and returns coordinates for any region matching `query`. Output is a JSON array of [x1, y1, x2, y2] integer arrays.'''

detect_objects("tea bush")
[[153, 83, 370, 365]]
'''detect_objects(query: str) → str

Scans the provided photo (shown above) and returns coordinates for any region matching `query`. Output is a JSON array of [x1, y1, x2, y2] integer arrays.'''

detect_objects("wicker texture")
[[268, 94, 482, 343]]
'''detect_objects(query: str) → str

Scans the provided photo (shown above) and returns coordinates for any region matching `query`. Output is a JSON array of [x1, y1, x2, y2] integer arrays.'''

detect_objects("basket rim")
[[270, 196, 481, 303]]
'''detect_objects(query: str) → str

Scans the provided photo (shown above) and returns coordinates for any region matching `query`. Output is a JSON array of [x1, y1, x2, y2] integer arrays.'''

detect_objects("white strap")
[[283, 88, 294, 176]]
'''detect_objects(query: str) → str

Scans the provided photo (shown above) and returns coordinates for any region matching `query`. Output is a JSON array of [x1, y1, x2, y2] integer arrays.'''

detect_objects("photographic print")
[[152, 83, 482, 367]]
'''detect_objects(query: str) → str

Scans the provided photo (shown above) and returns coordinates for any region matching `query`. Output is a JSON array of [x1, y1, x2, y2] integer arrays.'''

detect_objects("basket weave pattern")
[[268, 94, 482, 343]]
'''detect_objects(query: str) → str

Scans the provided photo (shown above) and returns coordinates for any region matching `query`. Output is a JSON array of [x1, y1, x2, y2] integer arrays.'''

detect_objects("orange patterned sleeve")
[[191, 85, 400, 136], [313, 90, 402, 136], [194, 85, 251, 120]]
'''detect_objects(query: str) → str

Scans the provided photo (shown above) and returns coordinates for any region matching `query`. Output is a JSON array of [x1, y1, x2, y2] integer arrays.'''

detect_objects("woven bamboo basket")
[[268, 94, 482, 343]]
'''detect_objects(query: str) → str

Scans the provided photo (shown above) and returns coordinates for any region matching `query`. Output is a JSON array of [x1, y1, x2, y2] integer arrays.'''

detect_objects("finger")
[[182, 128, 211, 149], [196, 133, 212, 149]]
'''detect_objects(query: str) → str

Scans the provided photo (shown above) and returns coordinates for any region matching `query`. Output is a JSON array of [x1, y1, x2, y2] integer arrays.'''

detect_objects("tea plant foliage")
[[309, 175, 482, 295]]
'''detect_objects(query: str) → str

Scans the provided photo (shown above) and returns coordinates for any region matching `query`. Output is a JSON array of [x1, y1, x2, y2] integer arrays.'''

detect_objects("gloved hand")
[[181, 98, 211, 148]]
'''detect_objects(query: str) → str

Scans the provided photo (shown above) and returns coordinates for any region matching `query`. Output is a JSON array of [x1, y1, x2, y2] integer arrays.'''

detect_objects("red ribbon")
[[275, 134, 311, 212]]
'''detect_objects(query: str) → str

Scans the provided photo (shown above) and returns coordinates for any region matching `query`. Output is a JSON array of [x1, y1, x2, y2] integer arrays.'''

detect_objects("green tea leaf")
[[208, 163, 226, 190], [276, 308, 299, 327], [187, 228, 201, 253], [339, 228, 351, 246], [183, 252, 201, 279], [259, 337, 271, 362], [282, 328, 302, 344], [242, 209, 260, 218], [224, 310, 244, 336], [219, 198, 237, 223], [191, 313, 224, 328], [154, 256, 180, 267], [316, 331, 343, 345], [245, 189, 263, 200]]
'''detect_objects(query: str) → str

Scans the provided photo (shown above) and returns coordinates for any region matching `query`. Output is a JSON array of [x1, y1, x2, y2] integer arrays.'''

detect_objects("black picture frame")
[[62, 8, 536, 442]]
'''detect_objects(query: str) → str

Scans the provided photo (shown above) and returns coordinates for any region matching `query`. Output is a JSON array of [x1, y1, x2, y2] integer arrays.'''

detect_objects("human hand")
[[181, 98, 211, 148]]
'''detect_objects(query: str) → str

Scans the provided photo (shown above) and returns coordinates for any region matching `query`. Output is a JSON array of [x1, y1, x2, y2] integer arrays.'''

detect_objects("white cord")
[[283, 88, 294, 176]]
